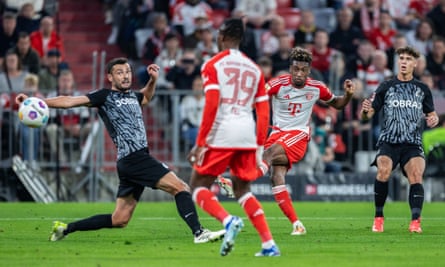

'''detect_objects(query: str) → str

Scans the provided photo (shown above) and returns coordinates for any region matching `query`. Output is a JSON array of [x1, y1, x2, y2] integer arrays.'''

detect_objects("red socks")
[[272, 185, 298, 223]]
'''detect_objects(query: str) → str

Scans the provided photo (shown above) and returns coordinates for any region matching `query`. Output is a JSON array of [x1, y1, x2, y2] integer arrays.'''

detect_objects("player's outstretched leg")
[[49, 221, 67, 241]]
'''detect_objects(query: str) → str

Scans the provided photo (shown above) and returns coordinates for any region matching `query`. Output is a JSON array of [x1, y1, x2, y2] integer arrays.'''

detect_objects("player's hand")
[[343, 79, 355, 96], [15, 93, 28, 105], [256, 145, 264, 167], [361, 99, 372, 114], [147, 64, 160, 81], [187, 145, 206, 166], [426, 114, 439, 128]]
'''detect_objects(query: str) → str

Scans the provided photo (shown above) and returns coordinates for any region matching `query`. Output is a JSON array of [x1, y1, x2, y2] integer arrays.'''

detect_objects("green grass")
[[0, 202, 444, 267]]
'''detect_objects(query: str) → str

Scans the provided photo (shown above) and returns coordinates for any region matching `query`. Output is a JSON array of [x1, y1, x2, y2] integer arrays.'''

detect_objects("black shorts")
[[116, 148, 170, 201], [371, 143, 425, 176]]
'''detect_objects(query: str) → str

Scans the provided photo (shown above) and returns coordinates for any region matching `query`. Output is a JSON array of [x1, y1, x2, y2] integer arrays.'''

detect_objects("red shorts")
[[193, 148, 258, 181], [265, 130, 309, 169]]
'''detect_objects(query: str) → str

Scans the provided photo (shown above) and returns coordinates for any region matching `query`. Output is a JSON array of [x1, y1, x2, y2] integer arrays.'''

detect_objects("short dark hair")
[[289, 47, 312, 65], [396, 46, 420, 59], [107, 57, 129, 74], [219, 18, 244, 43]]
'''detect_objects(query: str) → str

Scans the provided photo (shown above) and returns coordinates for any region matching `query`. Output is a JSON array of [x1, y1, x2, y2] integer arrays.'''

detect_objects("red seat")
[[276, 0, 294, 9], [210, 10, 230, 29], [278, 8, 301, 30]]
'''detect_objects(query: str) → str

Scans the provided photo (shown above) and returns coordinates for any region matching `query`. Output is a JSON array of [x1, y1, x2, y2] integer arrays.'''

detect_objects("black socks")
[[174, 191, 203, 236], [374, 180, 388, 217], [65, 214, 113, 235], [409, 183, 424, 220]]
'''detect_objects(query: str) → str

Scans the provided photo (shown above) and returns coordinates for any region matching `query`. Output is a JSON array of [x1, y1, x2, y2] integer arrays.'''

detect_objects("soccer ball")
[[18, 97, 49, 128]]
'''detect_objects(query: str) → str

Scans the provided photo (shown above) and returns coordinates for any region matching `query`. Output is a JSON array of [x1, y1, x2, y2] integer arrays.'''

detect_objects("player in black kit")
[[360, 46, 439, 233], [16, 57, 225, 243]]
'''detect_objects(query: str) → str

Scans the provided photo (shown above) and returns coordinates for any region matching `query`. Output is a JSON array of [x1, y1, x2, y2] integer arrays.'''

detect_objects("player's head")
[[107, 57, 132, 92], [288, 47, 312, 88], [395, 46, 420, 77], [217, 18, 244, 50]]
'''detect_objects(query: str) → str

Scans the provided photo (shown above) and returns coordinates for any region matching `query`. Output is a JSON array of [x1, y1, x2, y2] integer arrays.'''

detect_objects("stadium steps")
[[58, 0, 123, 91]]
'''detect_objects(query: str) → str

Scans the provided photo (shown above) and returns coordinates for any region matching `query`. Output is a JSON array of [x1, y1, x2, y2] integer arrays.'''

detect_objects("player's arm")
[[15, 93, 90, 108], [329, 79, 355, 109], [196, 89, 219, 147], [140, 64, 160, 105]]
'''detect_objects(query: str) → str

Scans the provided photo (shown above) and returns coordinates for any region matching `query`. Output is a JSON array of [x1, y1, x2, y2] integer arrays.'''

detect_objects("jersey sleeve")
[[422, 84, 435, 114], [265, 78, 280, 96], [318, 81, 334, 102], [255, 73, 270, 145], [371, 81, 388, 112], [86, 88, 109, 107], [195, 89, 219, 146], [135, 91, 144, 105]]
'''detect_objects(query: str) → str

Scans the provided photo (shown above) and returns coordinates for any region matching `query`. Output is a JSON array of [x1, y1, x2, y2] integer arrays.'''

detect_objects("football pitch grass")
[[1, 202, 444, 267]]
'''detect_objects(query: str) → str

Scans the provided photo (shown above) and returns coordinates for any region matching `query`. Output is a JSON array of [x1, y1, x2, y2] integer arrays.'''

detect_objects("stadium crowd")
[[1, 0, 445, 173]]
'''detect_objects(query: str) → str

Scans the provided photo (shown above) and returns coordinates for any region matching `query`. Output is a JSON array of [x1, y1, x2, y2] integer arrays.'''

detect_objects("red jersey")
[[197, 49, 269, 149]]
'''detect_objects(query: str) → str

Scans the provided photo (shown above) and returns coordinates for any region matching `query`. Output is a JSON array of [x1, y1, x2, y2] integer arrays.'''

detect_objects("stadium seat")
[[277, 8, 301, 30], [294, 0, 327, 9], [277, 0, 294, 9], [313, 8, 337, 33], [210, 10, 230, 29]]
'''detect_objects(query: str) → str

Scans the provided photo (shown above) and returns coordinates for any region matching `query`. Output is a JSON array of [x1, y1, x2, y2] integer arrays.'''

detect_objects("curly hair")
[[289, 47, 312, 65], [219, 18, 244, 43], [396, 46, 420, 59]]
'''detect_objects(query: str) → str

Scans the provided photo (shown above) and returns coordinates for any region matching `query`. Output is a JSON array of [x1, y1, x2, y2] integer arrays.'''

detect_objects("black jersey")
[[87, 89, 147, 160], [372, 78, 435, 146]]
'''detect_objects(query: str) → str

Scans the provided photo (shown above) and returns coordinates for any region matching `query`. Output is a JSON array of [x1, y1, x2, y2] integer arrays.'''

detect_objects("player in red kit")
[[259, 47, 356, 235], [188, 18, 279, 257]]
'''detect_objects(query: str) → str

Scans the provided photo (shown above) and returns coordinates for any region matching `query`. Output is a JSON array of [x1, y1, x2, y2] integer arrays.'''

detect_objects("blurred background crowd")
[[1, 0, 445, 178]]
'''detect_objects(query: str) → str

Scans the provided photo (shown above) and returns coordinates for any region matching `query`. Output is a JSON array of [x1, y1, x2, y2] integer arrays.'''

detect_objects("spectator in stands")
[[270, 32, 293, 75], [171, 0, 213, 36], [363, 49, 393, 96], [346, 39, 375, 94], [351, 0, 381, 37], [386, 33, 408, 73], [19, 73, 44, 167], [5, 0, 46, 16], [16, 2, 41, 34], [45, 69, 90, 163], [427, 0, 445, 38], [293, 9, 319, 47], [30, 16, 64, 66], [232, 9, 258, 60], [179, 75, 204, 150], [329, 7, 365, 62], [260, 15, 287, 57], [382, 0, 418, 31], [414, 54, 428, 79], [150, 32, 183, 89], [166, 49, 201, 91], [183, 16, 212, 49], [195, 24, 218, 62], [312, 101, 343, 173], [12, 31, 40, 74], [405, 18, 434, 55], [366, 10, 397, 51], [0, 12, 18, 69], [38, 49, 67, 96], [420, 71, 443, 97], [426, 36, 445, 90], [311, 29, 340, 83], [234, 0, 276, 29], [257, 56, 273, 82], [140, 12, 171, 64], [0, 49, 29, 93], [338, 78, 374, 160]]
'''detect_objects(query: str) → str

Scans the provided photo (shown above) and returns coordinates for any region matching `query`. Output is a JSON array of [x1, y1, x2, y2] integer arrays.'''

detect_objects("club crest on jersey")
[[305, 92, 314, 100]]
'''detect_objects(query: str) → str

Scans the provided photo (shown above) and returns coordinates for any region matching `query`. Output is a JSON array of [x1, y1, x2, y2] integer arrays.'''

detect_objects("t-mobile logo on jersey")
[[288, 102, 302, 115]]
